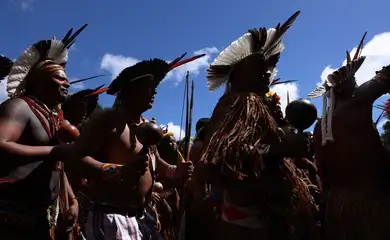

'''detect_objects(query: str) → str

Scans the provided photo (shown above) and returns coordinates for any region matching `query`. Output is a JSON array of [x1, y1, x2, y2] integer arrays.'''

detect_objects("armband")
[[100, 163, 123, 183], [166, 165, 177, 179]]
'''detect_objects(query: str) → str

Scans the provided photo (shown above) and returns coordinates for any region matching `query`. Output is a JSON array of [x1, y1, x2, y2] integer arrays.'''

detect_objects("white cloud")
[[20, 0, 35, 11], [271, 82, 299, 114], [100, 54, 138, 80], [319, 32, 390, 86], [99, 47, 219, 84], [70, 82, 85, 90], [167, 47, 219, 85], [160, 122, 185, 141], [68, 77, 86, 91]]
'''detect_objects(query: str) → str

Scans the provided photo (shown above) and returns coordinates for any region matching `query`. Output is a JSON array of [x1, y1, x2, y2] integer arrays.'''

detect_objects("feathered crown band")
[[7, 24, 88, 97], [88, 53, 206, 96], [307, 32, 367, 99], [206, 11, 301, 92]]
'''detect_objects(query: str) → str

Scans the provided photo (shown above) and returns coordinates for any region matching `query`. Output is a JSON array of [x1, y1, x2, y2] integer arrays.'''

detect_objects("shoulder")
[[85, 108, 118, 128], [0, 98, 31, 121]]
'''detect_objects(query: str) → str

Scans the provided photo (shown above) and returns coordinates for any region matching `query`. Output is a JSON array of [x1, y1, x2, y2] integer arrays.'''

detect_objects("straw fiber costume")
[[310, 33, 390, 240], [66, 53, 204, 240], [195, 11, 319, 240], [0, 25, 87, 240]]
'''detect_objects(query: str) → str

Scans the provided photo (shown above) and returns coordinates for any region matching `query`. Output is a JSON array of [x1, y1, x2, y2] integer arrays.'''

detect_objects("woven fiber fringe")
[[200, 92, 319, 239], [324, 188, 390, 240]]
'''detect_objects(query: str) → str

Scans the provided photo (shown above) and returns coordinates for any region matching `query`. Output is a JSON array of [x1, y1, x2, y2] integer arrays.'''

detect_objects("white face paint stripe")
[[53, 69, 67, 78]]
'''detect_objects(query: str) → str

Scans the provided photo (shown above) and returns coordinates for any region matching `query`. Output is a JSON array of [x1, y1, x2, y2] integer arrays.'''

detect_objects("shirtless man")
[[54, 54, 203, 239], [0, 31, 82, 239]]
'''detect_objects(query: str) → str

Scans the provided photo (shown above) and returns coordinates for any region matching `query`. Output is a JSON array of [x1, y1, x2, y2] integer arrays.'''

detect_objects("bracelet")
[[100, 163, 124, 183]]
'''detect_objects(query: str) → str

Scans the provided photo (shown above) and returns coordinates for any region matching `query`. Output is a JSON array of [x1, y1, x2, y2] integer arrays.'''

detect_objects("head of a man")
[[158, 132, 178, 164], [26, 60, 70, 104], [228, 54, 273, 96], [115, 74, 156, 115]]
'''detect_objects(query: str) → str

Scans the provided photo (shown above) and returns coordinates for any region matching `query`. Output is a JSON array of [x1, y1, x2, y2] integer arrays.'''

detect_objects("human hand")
[[121, 150, 149, 184], [151, 192, 163, 205], [155, 217, 161, 233], [64, 199, 79, 233], [50, 143, 72, 163], [177, 161, 194, 179]]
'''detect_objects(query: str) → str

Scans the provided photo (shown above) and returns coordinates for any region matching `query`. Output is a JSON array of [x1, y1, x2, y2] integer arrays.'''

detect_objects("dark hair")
[[196, 118, 210, 132]]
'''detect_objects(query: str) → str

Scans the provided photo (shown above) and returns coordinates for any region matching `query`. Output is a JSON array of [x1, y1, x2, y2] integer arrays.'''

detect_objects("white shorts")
[[85, 210, 143, 240]]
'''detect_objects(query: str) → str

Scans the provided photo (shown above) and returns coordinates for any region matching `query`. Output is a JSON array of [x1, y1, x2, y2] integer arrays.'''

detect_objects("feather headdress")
[[62, 84, 104, 118], [7, 24, 88, 97], [206, 11, 300, 92], [89, 53, 206, 96], [308, 32, 367, 99], [307, 32, 367, 145], [0, 55, 13, 81]]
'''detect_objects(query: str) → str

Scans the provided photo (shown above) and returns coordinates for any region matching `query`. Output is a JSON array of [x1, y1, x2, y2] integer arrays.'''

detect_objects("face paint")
[[33, 67, 69, 104]]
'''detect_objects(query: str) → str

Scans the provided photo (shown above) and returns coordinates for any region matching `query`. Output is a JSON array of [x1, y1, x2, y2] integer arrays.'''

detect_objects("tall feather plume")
[[69, 74, 105, 85], [167, 53, 187, 69], [327, 56, 366, 86], [207, 11, 300, 92], [262, 11, 300, 58], [270, 78, 297, 86], [168, 53, 206, 71], [308, 32, 367, 99], [7, 24, 87, 97], [287, 90, 290, 105], [352, 31, 367, 60], [61, 24, 88, 51], [346, 51, 351, 63]]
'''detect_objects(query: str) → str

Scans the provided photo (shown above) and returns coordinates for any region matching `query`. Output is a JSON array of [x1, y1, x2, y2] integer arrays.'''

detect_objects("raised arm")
[[355, 65, 390, 103], [0, 99, 53, 160]]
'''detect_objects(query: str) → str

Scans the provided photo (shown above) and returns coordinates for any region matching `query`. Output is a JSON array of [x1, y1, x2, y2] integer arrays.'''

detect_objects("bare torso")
[[86, 112, 154, 208], [0, 98, 60, 210]]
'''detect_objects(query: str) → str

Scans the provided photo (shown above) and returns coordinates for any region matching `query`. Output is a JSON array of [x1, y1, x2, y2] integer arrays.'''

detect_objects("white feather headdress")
[[206, 11, 300, 92], [307, 32, 367, 145], [7, 24, 88, 97]]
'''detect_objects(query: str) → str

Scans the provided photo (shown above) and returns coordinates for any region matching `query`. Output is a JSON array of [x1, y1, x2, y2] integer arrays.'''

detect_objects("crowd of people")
[[0, 10, 390, 240]]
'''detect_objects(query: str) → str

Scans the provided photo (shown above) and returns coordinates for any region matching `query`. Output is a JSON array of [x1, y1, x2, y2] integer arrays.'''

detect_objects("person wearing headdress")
[[52, 53, 205, 240], [309, 32, 390, 240], [0, 25, 87, 240], [192, 11, 319, 240], [61, 85, 104, 130]]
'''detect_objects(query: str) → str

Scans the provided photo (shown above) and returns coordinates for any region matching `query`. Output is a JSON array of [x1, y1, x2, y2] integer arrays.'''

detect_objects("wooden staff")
[[184, 75, 194, 161]]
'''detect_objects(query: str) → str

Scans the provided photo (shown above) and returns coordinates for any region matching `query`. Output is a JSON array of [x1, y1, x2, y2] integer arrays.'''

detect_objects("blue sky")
[[1, 0, 390, 138]]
